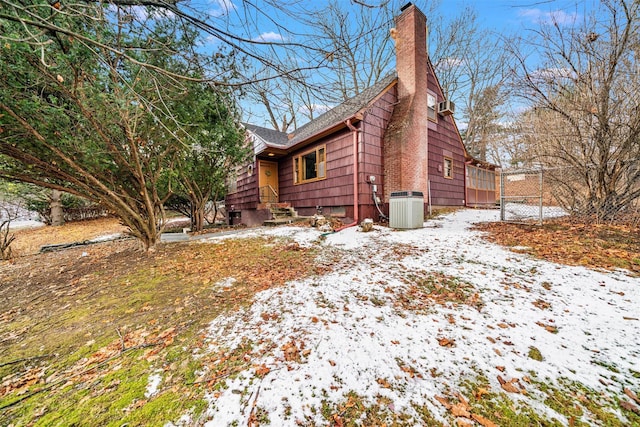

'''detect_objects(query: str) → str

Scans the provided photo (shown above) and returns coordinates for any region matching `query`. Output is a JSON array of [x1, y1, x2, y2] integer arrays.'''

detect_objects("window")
[[294, 145, 326, 184], [444, 157, 453, 179], [466, 165, 496, 190], [427, 93, 437, 121], [227, 169, 238, 194]]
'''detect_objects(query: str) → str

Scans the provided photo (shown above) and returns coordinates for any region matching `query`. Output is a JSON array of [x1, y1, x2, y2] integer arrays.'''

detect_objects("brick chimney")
[[383, 3, 429, 200]]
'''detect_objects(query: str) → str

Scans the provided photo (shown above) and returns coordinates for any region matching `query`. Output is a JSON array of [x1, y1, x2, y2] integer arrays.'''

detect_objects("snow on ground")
[[201, 224, 322, 248], [502, 203, 568, 221], [4, 219, 45, 230], [196, 209, 639, 425]]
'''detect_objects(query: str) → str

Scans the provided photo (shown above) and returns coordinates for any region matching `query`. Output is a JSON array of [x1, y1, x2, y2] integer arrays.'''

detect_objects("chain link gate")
[[500, 168, 543, 225]]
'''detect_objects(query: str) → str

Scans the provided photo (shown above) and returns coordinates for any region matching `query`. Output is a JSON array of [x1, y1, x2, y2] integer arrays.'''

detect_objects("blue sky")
[[228, 0, 591, 43], [449, 0, 586, 30], [195, 0, 595, 127]]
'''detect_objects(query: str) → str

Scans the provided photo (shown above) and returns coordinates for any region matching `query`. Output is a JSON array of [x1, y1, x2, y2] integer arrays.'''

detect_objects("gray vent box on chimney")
[[389, 191, 424, 229]]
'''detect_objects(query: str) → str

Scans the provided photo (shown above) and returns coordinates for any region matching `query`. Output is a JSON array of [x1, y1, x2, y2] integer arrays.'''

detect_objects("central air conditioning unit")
[[389, 191, 424, 229], [438, 99, 455, 116]]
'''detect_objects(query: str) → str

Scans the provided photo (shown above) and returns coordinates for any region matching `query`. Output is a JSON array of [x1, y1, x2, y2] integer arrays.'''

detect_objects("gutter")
[[335, 119, 360, 232]]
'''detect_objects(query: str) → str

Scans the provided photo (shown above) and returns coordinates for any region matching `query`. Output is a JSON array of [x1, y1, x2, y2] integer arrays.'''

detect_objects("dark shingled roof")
[[289, 73, 397, 145], [244, 73, 397, 150], [242, 123, 289, 146]]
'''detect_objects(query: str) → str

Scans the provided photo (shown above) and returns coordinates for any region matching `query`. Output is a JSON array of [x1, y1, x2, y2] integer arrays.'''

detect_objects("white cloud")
[[519, 8, 578, 26], [252, 31, 287, 43], [435, 57, 464, 71], [529, 67, 575, 82], [306, 103, 334, 115], [208, 0, 236, 18]]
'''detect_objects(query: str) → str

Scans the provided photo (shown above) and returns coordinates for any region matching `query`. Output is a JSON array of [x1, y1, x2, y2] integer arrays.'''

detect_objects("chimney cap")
[[400, 2, 412, 12]]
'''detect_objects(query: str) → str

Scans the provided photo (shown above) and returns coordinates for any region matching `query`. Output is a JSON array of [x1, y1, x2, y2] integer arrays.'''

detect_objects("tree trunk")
[[50, 190, 64, 226], [192, 201, 206, 232]]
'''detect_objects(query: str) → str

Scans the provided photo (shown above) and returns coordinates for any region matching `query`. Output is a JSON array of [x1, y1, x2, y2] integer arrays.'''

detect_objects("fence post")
[[500, 171, 505, 221], [538, 166, 544, 225]]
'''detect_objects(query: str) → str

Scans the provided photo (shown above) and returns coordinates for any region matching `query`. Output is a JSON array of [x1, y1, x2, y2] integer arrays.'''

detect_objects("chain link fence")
[[500, 163, 640, 227], [500, 169, 545, 224]]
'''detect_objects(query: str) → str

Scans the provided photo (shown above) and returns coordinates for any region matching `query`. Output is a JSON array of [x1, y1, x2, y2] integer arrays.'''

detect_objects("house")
[[226, 3, 496, 226]]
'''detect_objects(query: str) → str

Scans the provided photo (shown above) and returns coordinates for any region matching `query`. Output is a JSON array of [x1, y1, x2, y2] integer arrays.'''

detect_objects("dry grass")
[[0, 230, 319, 426], [9, 217, 128, 256], [475, 219, 640, 275]]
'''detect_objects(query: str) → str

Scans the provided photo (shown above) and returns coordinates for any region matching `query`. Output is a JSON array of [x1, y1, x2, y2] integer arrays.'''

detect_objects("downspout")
[[334, 119, 360, 232]]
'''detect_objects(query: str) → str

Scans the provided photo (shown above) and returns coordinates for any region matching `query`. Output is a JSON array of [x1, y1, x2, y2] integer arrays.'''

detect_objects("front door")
[[258, 160, 279, 203]]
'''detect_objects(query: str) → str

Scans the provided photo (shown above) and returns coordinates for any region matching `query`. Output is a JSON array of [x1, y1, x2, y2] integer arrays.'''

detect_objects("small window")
[[427, 93, 437, 121], [294, 145, 326, 184], [444, 157, 453, 179], [227, 170, 238, 194]]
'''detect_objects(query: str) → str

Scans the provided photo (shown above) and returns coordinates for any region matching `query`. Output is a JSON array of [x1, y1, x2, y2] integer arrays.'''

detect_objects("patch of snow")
[[4, 219, 45, 230], [214, 277, 237, 290], [88, 233, 123, 243], [165, 412, 195, 426], [201, 226, 324, 248], [164, 216, 190, 227], [502, 203, 568, 221], [145, 373, 162, 398], [193, 209, 639, 425]]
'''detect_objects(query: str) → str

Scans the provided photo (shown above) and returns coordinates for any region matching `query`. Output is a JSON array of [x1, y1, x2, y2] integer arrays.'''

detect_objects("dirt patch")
[[474, 219, 640, 275]]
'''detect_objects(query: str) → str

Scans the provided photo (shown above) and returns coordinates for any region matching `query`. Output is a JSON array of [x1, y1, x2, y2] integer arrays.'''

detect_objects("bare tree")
[[0, 199, 22, 260], [511, 0, 640, 219], [241, 0, 516, 158]]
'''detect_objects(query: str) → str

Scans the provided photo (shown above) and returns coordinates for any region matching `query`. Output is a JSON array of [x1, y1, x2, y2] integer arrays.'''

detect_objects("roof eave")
[[256, 144, 289, 159], [286, 112, 364, 153]]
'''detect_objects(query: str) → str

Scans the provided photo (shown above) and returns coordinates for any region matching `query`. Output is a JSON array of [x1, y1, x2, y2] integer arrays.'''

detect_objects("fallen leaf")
[[496, 366, 505, 372], [438, 337, 455, 347], [474, 387, 490, 400], [450, 402, 471, 418], [621, 400, 640, 414], [624, 387, 640, 404], [281, 340, 300, 362], [434, 395, 451, 409], [497, 375, 520, 393], [400, 365, 415, 378], [535, 321, 558, 333], [532, 299, 551, 310], [453, 392, 470, 407], [471, 413, 498, 427], [377, 378, 391, 388], [254, 364, 270, 376]]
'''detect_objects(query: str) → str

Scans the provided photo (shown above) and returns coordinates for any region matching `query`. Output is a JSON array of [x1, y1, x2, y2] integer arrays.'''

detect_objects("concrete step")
[[263, 216, 310, 226], [270, 206, 298, 219]]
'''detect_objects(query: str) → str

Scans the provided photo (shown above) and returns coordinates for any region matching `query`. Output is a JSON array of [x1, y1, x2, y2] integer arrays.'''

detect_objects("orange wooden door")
[[258, 161, 279, 203]]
